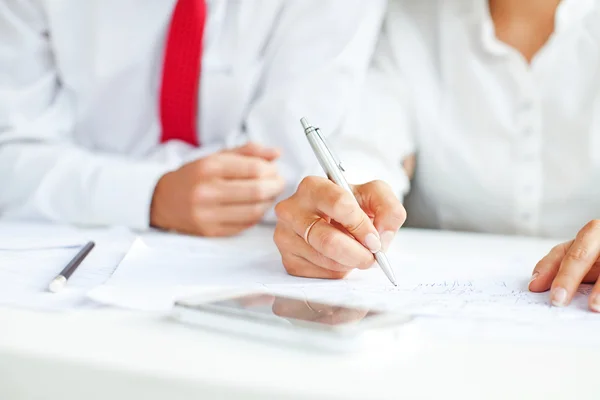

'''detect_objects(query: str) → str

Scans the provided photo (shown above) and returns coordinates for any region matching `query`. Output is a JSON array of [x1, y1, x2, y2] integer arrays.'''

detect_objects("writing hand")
[[273, 176, 406, 279]]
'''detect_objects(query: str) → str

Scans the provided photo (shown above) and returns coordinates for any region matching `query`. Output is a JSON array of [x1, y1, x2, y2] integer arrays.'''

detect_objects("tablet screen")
[[205, 293, 380, 327]]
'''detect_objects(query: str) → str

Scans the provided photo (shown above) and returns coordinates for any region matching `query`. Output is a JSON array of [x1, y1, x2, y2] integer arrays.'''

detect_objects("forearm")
[[0, 142, 170, 229]]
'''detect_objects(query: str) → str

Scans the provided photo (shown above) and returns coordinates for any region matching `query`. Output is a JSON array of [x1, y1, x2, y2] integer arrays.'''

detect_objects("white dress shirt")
[[348, 0, 600, 238], [0, 0, 385, 229]]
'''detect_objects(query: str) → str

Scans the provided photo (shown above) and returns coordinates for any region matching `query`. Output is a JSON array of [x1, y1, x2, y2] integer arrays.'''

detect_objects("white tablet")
[[172, 291, 415, 352]]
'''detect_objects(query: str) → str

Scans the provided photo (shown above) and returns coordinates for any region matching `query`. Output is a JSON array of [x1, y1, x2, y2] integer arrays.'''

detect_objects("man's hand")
[[151, 143, 284, 237], [274, 176, 406, 279], [530, 220, 600, 311]]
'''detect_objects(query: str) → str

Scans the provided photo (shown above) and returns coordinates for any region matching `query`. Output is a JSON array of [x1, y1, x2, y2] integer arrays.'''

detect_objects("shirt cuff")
[[88, 162, 172, 230]]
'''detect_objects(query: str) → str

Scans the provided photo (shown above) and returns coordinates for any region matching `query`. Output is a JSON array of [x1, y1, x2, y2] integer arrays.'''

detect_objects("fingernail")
[[528, 272, 539, 286], [551, 287, 568, 307], [365, 233, 382, 253], [380, 231, 395, 252], [591, 295, 600, 313]]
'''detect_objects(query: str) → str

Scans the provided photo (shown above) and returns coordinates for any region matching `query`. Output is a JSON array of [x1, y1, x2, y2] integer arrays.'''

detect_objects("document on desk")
[[263, 275, 600, 324], [89, 232, 600, 330], [88, 237, 300, 311], [0, 223, 134, 311]]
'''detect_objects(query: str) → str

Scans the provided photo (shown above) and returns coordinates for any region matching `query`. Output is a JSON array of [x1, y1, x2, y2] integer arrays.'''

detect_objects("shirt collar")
[[478, 1, 509, 56], [555, 0, 595, 33], [468, 0, 597, 57]]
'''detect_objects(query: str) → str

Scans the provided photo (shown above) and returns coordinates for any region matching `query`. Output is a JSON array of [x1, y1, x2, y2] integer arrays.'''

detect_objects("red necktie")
[[159, 0, 207, 146]]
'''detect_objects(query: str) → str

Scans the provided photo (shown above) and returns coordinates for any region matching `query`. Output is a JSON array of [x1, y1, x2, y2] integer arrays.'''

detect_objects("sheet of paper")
[[88, 237, 305, 311], [89, 228, 600, 334], [141, 226, 280, 259], [262, 274, 600, 323], [0, 223, 134, 311]]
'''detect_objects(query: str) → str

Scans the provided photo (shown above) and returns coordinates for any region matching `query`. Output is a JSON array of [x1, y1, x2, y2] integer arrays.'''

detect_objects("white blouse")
[[347, 0, 600, 238]]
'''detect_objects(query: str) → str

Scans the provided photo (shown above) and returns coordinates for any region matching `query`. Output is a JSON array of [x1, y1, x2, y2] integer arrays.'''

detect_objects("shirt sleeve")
[[238, 0, 388, 221], [0, 0, 171, 229]]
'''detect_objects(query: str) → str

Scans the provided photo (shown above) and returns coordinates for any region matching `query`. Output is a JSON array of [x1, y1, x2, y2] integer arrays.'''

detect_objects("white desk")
[[0, 225, 596, 400]]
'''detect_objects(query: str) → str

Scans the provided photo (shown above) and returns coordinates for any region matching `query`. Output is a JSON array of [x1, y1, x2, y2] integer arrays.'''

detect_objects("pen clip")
[[313, 127, 345, 172]]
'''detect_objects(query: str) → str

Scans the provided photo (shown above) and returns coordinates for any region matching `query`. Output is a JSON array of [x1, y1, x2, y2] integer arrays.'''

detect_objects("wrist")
[[150, 171, 173, 229]]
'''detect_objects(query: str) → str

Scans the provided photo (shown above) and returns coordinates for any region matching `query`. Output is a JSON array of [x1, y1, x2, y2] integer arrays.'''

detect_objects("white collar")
[[466, 0, 597, 57], [555, 0, 595, 33]]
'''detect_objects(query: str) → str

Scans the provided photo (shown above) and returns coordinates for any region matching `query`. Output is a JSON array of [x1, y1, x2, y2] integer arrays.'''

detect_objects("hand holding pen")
[[273, 118, 406, 284]]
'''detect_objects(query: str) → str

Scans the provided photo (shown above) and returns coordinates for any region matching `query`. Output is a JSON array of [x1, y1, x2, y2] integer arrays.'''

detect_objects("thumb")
[[230, 142, 281, 161]]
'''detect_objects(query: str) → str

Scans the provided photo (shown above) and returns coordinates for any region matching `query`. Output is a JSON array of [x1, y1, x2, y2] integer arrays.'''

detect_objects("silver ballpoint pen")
[[300, 118, 397, 286]]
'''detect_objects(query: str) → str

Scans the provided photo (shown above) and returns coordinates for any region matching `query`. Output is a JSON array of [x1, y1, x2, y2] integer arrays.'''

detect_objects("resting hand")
[[151, 143, 284, 237], [274, 177, 406, 279], [529, 220, 600, 311]]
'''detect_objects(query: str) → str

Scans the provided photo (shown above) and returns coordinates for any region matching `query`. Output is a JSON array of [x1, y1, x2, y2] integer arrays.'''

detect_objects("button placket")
[[514, 92, 542, 236]]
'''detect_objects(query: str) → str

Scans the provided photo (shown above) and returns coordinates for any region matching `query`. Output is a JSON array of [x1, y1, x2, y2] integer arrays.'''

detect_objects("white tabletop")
[[0, 224, 596, 400]]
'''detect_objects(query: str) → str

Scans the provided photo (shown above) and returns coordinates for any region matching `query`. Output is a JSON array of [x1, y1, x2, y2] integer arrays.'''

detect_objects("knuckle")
[[586, 219, 600, 231], [532, 258, 544, 273], [282, 257, 303, 277], [317, 230, 340, 250], [249, 204, 267, 220], [330, 191, 355, 217], [246, 160, 265, 178], [328, 271, 348, 280], [274, 201, 286, 219], [277, 175, 285, 186], [369, 179, 388, 190], [566, 246, 590, 263], [250, 183, 267, 201], [331, 193, 365, 232], [274, 199, 294, 222], [273, 225, 285, 247], [391, 203, 407, 224], [299, 176, 320, 191], [242, 142, 260, 153], [193, 185, 212, 202], [346, 213, 367, 233], [192, 210, 210, 226], [362, 179, 389, 195], [273, 176, 286, 195], [555, 270, 579, 285], [196, 158, 216, 176], [548, 243, 568, 259], [264, 163, 278, 176], [313, 251, 344, 272]]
